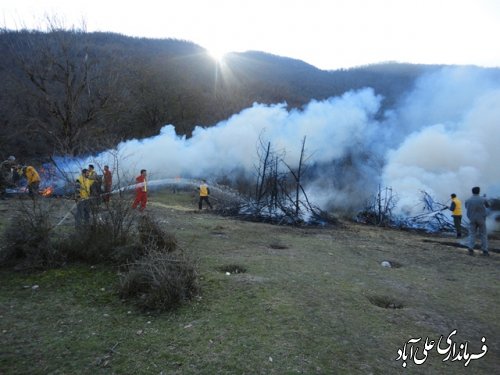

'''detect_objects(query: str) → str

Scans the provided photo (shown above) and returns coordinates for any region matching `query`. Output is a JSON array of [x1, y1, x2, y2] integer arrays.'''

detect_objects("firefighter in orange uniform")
[[132, 169, 148, 211], [103, 165, 112, 203]]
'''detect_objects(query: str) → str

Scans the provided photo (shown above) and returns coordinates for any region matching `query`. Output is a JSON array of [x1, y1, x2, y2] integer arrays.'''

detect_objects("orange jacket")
[[135, 175, 147, 192]]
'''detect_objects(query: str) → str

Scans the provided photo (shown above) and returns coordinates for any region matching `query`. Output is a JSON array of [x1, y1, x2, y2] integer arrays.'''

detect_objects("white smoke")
[[70, 66, 499, 217], [86, 87, 383, 191], [381, 67, 500, 215]]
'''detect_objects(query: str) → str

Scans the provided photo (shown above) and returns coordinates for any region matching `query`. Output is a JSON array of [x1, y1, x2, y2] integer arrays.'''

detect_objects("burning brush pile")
[[395, 192, 456, 232], [4, 162, 74, 198], [217, 196, 336, 226], [210, 139, 338, 226], [357, 190, 456, 232], [211, 182, 337, 226], [6, 186, 58, 198]]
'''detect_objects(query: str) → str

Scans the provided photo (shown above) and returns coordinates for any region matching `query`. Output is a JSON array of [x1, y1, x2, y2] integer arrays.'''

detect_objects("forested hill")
[[0, 29, 488, 159]]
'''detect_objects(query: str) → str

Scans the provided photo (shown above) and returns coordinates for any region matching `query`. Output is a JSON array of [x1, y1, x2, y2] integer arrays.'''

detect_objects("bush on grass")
[[0, 202, 64, 270], [138, 215, 177, 252], [58, 222, 126, 263], [60, 198, 139, 263], [119, 247, 199, 311]]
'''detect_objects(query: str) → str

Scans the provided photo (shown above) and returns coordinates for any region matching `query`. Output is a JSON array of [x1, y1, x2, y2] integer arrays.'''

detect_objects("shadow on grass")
[[421, 239, 500, 253]]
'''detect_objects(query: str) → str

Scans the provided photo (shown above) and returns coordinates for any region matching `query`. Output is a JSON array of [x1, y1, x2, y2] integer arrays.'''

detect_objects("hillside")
[[0, 190, 499, 374], [1, 29, 446, 159]]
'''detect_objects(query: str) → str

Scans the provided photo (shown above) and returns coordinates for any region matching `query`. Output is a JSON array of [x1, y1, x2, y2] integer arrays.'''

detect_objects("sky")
[[2, 0, 500, 70]]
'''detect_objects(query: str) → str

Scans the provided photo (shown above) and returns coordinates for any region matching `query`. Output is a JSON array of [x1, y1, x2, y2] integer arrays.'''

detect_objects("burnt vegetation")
[[356, 188, 482, 236], [211, 136, 337, 225], [357, 185, 398, 226]]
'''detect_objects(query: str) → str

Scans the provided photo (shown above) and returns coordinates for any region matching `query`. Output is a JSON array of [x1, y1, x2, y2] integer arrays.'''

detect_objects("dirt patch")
[[367, 295, 404, 309], [149, 201, 193, 212], [386, 260, 403, 268], [268, 242, 288, 249]]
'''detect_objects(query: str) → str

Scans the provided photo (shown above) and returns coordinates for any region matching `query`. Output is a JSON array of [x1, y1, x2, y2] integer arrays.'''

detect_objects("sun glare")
[[208, 48, 227, 63]]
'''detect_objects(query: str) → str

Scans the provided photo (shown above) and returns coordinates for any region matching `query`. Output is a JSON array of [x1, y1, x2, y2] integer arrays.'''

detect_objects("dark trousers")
[[75, 199, 91, 227], [199, 196, 212, 210], [28, 181, 40, 198], [452, 215, 462, 237]]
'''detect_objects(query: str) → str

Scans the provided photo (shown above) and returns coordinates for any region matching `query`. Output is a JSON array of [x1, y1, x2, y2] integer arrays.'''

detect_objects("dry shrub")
[[138, 215, 177, 252], [61, 198, 137, 263], [0, 203, 63, 270], [99, 198, 136, 245], [111, 243, 146, 265], [58, 223, 116, 263], [357, 186, 398, 226], [60, 221, 141, 264], [119, 248, 199, 311]]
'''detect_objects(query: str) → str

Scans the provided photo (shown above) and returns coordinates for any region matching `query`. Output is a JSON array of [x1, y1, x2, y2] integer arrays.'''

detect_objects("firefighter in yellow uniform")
[[75, 168, 93, 227], [23, 165, 41, 198], [198, 179, 213, 210], [449, 193, 462, 238]]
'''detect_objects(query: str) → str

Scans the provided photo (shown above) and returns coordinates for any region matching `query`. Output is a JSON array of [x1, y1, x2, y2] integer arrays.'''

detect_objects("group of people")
[[4, 156, 492, 255], [74, 166, 214, 225], [0, 156, 41, 199], [74, 164, 113, 226], [447, 187, 490, 256], [130, 170, 213, 212]]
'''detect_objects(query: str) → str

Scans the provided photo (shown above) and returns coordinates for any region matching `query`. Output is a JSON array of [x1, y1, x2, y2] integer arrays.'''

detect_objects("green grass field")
[[1, 191, 499, 374]]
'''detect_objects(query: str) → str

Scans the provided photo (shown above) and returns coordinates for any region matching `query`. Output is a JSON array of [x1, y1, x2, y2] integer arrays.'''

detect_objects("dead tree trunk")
[[255, 141, 271, 207], [294, 137, 306, 215]]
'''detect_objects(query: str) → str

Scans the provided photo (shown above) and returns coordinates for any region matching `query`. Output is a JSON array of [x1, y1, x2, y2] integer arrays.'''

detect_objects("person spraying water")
[[131, 169, 148, 212], [198, 179, 213, 210]]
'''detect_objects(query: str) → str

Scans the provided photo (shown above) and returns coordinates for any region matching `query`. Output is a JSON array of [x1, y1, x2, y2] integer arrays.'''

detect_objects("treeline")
[[0, 27, 451, 160]]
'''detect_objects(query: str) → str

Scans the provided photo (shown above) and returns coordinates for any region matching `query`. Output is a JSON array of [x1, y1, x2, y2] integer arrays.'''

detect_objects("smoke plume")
[[75, 66, 500, 217], [382, 67, 500, 215]]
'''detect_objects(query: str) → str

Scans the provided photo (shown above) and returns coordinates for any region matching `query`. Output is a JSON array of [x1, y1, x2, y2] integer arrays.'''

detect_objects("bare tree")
[[255, 140, 272, 206], [281, 136, 308, 216], [238, 136, 323, 224], [7, 19, 114, 156], [357, 185, 398, 226]]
